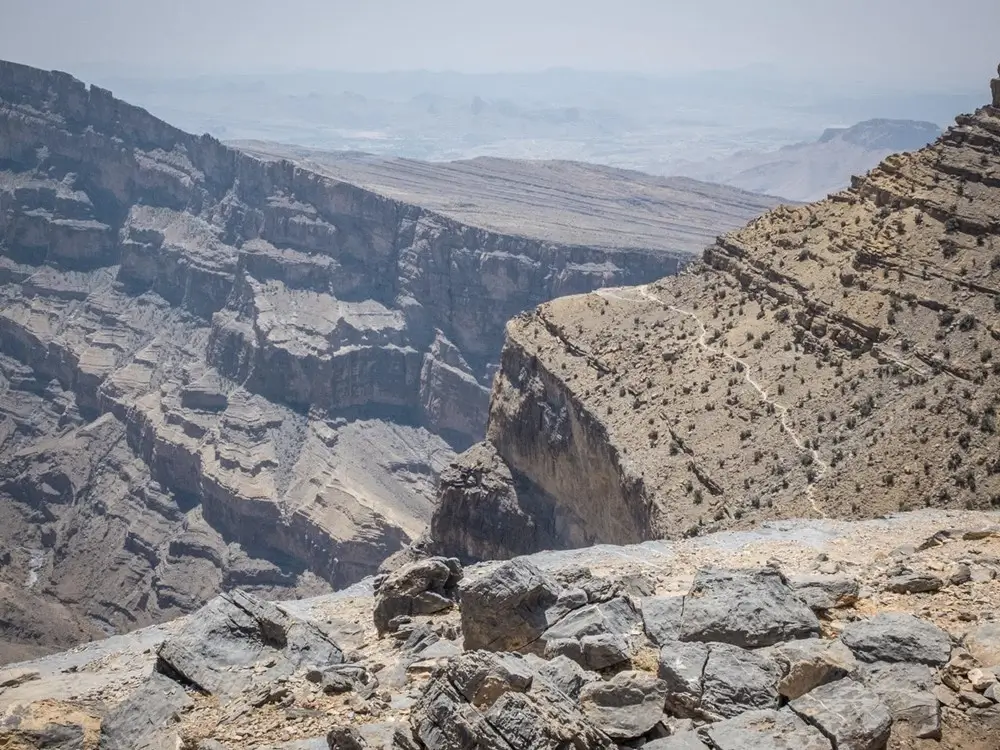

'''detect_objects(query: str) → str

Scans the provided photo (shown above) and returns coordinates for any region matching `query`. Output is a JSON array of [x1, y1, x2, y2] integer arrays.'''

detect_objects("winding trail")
[[595, 284, 829, 518]]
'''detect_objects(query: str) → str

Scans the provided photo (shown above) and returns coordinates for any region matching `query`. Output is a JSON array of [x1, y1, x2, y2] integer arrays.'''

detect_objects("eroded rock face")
[[431, 68, 1000, 562], [0, 60, 780, 659]]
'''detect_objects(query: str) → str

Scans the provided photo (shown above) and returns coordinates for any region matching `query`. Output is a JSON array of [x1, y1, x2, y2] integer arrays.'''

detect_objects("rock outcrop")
[[432, 67, 1000, 563], [2, 509, 999, 749], [0, 59, 779, 660]]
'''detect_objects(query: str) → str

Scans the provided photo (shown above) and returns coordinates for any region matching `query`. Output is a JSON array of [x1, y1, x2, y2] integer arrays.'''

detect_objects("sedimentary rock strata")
[[433, 70, 1000, 561], [0, 59, 779, 659]]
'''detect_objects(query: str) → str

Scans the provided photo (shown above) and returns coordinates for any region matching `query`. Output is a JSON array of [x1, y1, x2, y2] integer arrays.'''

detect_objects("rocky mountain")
[[2, 509, 999, 749], [673, 118, 943, 201], [431, 68, 1000, 563], [0, 59, 781, 663]]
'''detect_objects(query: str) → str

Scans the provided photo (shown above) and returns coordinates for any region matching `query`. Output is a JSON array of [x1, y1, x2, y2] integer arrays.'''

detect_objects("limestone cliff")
[[0, 60, 779, 661], [433, 69, 1000, 561]]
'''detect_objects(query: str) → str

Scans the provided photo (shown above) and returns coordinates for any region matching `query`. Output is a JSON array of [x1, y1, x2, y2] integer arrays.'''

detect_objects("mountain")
[[673, 118, 943, 201], [430, 69, 1000, 563], [0, 60, 779, 663]]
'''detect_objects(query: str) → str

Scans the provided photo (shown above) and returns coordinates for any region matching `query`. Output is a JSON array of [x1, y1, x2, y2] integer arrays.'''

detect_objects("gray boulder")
[[703, 708, 832, 750], [524, 654, 598, 700], [447, 651, 534, 708], [860, 662, 941, 740], [10, 724, 87, 750], [326, 728, 369, 750], [641, 595, 686, 645], [789, 678, 892, 750], [768, 638, 858, 699], [155, 590, 344, 698], [644, 733, 710, 750], [964, 623, 1000, 667], [787, 574, 859, 611], [460, 560, 562, 652], [701, 643, 782, 719], [98, 672, 192, 750], [657, 641, 709, 716], [484, 687, 613, 750], [679, 568, 820, 648], [884, 571, 944, 594], [579, 670, 669, 740], [541, 597, 640, 669], [410, 677, 512, 750], [373, 557, 463, 635], [841, 613, 951, 666]]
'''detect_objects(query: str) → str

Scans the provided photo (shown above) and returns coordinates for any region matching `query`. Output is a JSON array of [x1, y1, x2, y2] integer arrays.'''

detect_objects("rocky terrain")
[[431, 68, 1000, 562], [0, 59, 781, 662], [673, 118, 943, 201], [1, 509, 999, 749]]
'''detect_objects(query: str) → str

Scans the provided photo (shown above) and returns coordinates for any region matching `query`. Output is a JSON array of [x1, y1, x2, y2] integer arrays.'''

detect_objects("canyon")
[[0, 60, 779, 662]]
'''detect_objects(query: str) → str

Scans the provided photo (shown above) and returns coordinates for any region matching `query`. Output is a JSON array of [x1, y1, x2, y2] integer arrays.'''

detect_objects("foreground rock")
[[372, 558, 462, 635], [155, 591, 345, 698], [1, 510, 1000, 749]]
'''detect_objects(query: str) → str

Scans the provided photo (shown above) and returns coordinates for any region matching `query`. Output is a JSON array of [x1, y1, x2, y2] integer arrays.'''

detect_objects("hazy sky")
[[2, 0, 997, 86]]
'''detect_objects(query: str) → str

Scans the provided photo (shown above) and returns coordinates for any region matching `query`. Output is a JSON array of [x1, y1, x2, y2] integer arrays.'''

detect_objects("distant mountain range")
[[670, 118, 942, 201]]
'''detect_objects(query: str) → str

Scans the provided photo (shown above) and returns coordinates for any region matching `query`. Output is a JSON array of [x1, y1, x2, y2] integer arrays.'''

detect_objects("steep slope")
[[432, 68, 1000, 561], [0, 60, 779, 661], [674, 118, 943, 201]]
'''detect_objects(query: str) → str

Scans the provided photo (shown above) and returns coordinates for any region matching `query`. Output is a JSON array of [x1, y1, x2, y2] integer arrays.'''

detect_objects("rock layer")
[[432, 71, 1000, 562], [0, 59, 778, 660]]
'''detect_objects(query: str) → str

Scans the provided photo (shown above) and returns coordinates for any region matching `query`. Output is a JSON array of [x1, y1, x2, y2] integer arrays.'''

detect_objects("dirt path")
[[596, 284, 829, 517]]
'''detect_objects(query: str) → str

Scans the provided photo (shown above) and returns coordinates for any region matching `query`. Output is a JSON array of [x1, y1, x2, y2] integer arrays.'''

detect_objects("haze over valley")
[[1, 2, 1000, 748]]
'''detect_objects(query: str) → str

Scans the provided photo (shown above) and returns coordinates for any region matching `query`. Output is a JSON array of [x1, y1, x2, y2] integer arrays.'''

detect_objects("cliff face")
[[0, 60, 782, 661], [433, 73, 1000, 561]]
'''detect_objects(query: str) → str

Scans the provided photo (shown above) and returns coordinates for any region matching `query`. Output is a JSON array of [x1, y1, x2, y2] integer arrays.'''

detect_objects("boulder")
[[641, 595, 686, 645], [644, 733, 711, 750], [862, 662, 940, 739], [446, 651, 535, 708], [524, 654, 597, 700], [540, 597, 640, 669], [373, 557, 463, 634], [155, 590, 344, 698], [884, 571, 944, 594], [787, 574, 859, 611], [579, 670, 669, 740], [484, 688, 613, 750], [790, 678, 892, 750], [679, 568, 820, 649], [769, 638, 858, 699], [840, 613, 951, 666], [700, 643, 782, 719], [703, 708, 832, 750], [326, 728, 369, 750], [657, 641, 710, 716], [410, 677, 512, 750], [98, 672, 193, 750], [460, 560, 562, 652], [964, 623, 1000, 668]]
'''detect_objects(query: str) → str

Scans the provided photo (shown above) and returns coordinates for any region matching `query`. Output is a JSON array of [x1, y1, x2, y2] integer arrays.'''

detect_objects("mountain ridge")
[[431, 70, 1000, 562]]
